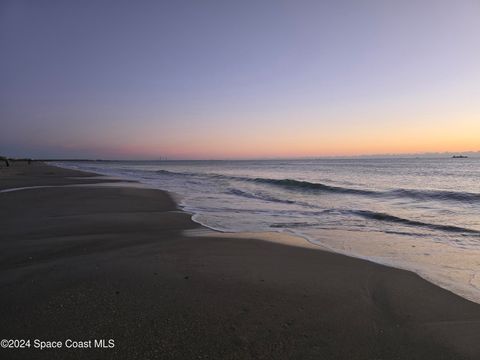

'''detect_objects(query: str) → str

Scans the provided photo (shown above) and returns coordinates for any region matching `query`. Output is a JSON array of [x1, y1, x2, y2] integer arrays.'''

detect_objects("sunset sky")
[[1, 0, 479, 159]]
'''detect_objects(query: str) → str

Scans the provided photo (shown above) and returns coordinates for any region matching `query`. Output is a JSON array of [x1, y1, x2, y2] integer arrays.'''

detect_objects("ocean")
[[54, 158, 480, 303]]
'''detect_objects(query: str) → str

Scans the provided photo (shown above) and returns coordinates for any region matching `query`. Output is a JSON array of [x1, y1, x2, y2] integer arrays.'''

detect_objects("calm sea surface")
[[55, 158, 480, 302]]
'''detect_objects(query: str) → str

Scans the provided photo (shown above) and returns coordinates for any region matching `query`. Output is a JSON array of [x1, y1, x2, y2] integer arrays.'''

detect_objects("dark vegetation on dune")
[[0, 156, 34, 168]]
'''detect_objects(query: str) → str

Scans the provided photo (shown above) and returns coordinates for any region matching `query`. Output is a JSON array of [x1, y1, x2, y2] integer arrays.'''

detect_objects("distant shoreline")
[[3, 150, 480, 163], [10, 154, 480, 162]]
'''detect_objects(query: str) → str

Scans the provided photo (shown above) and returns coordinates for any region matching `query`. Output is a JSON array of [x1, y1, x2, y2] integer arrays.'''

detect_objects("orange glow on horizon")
[[44, 111, 480, 159], [108, 134, 479, 160], [106, 115, 480, 159]]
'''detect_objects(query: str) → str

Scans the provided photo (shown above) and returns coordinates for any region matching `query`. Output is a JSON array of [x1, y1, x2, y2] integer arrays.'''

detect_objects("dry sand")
[[1, 162, 480, 359]]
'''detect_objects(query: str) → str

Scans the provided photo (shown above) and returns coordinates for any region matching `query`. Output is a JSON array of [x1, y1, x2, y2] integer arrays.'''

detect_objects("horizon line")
[[5, 150, 478, 162]]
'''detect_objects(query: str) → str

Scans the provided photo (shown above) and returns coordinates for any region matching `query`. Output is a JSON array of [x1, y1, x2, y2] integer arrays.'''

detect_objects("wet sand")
[[1, 162, 480, 359]]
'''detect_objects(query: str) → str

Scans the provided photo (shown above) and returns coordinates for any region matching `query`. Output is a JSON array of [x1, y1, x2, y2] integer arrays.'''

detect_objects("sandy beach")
[[1, 162, 480, 360]]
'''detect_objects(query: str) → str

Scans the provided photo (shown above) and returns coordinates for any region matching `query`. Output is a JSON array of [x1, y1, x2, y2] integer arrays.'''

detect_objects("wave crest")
[[155, 168, 480, 204]]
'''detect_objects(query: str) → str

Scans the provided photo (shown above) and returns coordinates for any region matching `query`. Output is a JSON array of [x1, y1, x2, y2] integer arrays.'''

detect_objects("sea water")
[[54, 158, 480, 303]]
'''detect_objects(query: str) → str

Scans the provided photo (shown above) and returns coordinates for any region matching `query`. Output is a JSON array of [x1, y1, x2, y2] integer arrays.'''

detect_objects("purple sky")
[[1, 0, 479, 159]]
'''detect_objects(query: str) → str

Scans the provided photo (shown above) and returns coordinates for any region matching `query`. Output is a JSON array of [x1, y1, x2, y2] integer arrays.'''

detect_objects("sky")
[[1, 0, 479, 159]]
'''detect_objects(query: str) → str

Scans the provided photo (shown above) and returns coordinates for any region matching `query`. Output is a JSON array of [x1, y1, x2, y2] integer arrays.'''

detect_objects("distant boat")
[[452, 155, 468, 159]]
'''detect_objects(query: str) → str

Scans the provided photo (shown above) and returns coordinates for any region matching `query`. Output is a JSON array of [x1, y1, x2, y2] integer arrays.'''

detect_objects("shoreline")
[[1, 162, 480, 359], [49, 161, 480, 305]]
